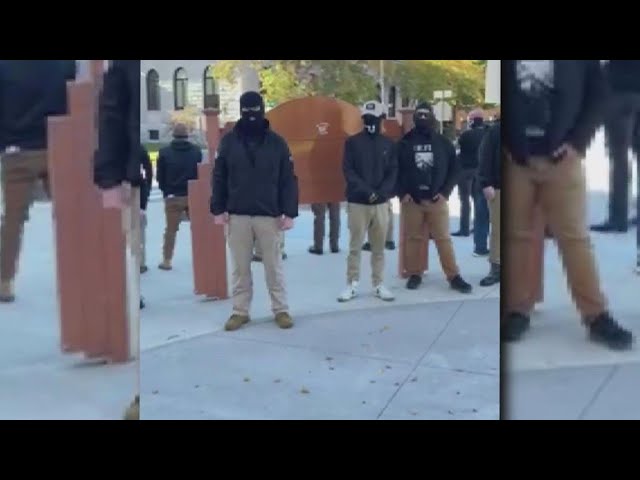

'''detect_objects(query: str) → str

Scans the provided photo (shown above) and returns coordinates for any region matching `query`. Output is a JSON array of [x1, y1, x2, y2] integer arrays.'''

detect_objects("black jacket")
[[397, 128, 460, 202], [140, 146, 153, 211], [157, 139, 202, 198], [607, 60, 640, 94], [343, 130, 397, 205], [94, 60, 142, 189], [477, 121, 501, 190], [504, 60, 607, 164], [211, 120, 299, 218], [0, 60, 76, 151], [457, 124, 487, 169]]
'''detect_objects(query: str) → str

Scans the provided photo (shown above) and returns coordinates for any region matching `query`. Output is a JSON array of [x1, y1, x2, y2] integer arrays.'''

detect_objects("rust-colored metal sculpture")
[[47, 60, 132, 363]]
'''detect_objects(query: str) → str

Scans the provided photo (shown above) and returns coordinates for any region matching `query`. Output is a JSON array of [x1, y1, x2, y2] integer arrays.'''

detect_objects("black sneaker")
[[449, 275, 472, 294], [587, 312, 633, 350], [330, 245, 340, 253], [451, 230, 470, 237], [406, 275, 422, 290], [282, 253, 288, 261], [252, 255, 262, 262], [308, 246, 323, 255], [502, 312, 530, 342], [140, 297, 146, 310], [385, 241, 396, 250], [479, 263, 500, 287], [362, 242, 371, 251]]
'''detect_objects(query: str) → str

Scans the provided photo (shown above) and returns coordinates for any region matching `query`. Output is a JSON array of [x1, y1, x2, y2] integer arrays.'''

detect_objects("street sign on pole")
[[433, 90, 453, 134]]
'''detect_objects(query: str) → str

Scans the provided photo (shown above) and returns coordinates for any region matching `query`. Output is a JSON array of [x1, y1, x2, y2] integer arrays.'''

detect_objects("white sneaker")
[[374, 284, 395, 301], [338, 282, 358, 302]]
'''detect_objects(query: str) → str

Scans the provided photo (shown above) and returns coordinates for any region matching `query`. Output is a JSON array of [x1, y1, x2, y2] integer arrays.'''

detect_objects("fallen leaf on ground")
[[243, 377, 251, 383], [380, 326, 391, 333], [152, 390, 158, 395], [194, 385, 200, 389], [300, 387, 310, 394], [394, 382, 400, 387], [370, 380, 376, 384], [410, 377, 418, 383], [167, 335, 180, 341], [473, 409, 478, 413], [385, 365, 392, 370], [274, 379, 282, 383], [456, 391, 460, 395], [329, 367, 335, 371], [362, 401, 367, 405], [410, 411, 419, 416], [325, 356, 333, 361], [448, 410, 454, 415]]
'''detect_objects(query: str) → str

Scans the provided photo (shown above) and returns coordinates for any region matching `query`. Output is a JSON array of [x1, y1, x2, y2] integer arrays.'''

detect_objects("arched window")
[[203, 66, 219, 109], [388, 86, 397, 118], [174, 68, 188, 110], [146, 69, 160, 111]]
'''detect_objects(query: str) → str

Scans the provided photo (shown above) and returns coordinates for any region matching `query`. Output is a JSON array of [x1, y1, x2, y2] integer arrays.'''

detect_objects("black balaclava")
[[362, 114, 382, 135], [239, 91, 266, 136], [414, 102, 436, 134]]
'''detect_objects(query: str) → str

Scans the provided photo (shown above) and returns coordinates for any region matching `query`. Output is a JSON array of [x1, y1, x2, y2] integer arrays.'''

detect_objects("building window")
[[388, 86, 397, 118], [203, 66, 220, 109], [401, 96, 411, 108], [149, 129, 160, 141], [174, 68, 188, 110], [146, 69, 160, 111]]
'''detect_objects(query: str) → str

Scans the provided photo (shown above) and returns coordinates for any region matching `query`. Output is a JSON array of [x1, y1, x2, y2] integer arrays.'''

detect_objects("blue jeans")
[[473, 181, 490, 253]]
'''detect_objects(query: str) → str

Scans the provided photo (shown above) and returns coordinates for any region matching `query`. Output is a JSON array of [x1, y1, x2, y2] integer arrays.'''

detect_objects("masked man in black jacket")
[[397, 103, 472, 293], [503, 60, 633, 350], [337, 101, 397, 303], [0, 60, 76, 302], [477, 119, 501, 287], [156, 123, 202, 271], [211, 91, 298, 331]]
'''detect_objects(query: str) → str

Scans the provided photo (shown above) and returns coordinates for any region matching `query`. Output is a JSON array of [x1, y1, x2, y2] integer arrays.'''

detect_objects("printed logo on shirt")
[[413, 144, 433, 171], [516, 60, 554, 139]]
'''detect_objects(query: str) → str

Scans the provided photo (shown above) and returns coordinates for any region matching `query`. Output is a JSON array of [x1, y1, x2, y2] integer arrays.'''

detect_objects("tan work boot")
[[0, 280, 15, 303], [158, 259, 172, 271], [225, 314, 250, 331], [123, 395, 139, 420], [275, 312, 294, 329]]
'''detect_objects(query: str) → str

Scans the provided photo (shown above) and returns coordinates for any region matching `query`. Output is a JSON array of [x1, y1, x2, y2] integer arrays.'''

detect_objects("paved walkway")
[[0, 202, 136, 420], [140, 196, 500, 419], [505, 129, 640, 420]]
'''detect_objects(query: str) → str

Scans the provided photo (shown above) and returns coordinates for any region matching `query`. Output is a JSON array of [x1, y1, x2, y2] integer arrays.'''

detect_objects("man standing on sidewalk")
[[139, 144, 153, 275], [397, 102, 472, 293], [503, 60, 633, 350], [337, 101, 397, 303], [477, 117, 501, 287], [156, 123, 202, 271], [452, 109, 487, 241], [211, 91, 298, 331], [93, 59, 142, 420], [0, 60, 76, 303], [591, 61, 640, 234], [309, 202, 340, 255]]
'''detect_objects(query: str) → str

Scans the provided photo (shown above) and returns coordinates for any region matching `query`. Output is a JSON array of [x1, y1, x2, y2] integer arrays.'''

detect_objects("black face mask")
[[239, 92, 266, 136], [362, 114, 382, 135], [414, 111, 435, 133]]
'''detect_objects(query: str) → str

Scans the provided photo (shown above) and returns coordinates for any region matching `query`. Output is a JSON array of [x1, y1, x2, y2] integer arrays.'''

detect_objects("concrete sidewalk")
[[140, 195, 500, 419], [0, 203, 136, 420], [505, 129, 640, 420]]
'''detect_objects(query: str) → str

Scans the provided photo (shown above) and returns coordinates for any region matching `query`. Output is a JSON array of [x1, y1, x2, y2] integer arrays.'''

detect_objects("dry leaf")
[[300, 387, 310, 394], [410, 377, 418, 383], [152, 390, 158, 395], [370, 380, 376, 384], [243, 377, 250, 383], [329, 367, 335, 371], [385, 365, 392, 370], [194, 385, 200, 389], [325, 356, 334, 361], [394, 382, 400, 387], [274, 379, 282, 383], [167, 335, 180, 341]]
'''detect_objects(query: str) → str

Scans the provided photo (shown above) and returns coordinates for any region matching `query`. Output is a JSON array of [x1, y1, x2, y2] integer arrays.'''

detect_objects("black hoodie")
[[211, 119, 299, 218], [397, 128, 459, 202], [457, 121, 488, 169], [94, 60, 142, 189], [0, 60, 76, 151], [477, 120, 501, 190], [157, 138, 202, 198], [607, 60, 640, 94]]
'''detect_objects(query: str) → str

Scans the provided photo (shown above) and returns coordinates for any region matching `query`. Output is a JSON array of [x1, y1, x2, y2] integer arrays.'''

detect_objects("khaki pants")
[[311, 202, 340, 250], [228, 215, 288, 316], [140, 210, 147, 268], [162, 196, 189, 261], [489, 190, 501, 265], [402, 198, 459, 279], [505, 155, 606, 319], [254, 231, 284, 258], [386, 201, 394, 243], [347, 203, 388, 285], [0, 150, 49, 282]]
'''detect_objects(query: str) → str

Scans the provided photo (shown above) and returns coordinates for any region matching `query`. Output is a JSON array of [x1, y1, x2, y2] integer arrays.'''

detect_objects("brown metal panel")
[[47, 116, 83, 353]]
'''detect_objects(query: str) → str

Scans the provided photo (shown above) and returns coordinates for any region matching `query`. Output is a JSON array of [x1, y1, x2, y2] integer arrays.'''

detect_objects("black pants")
[[457, 168, 476, 233], [604, 93, 640, 227]]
